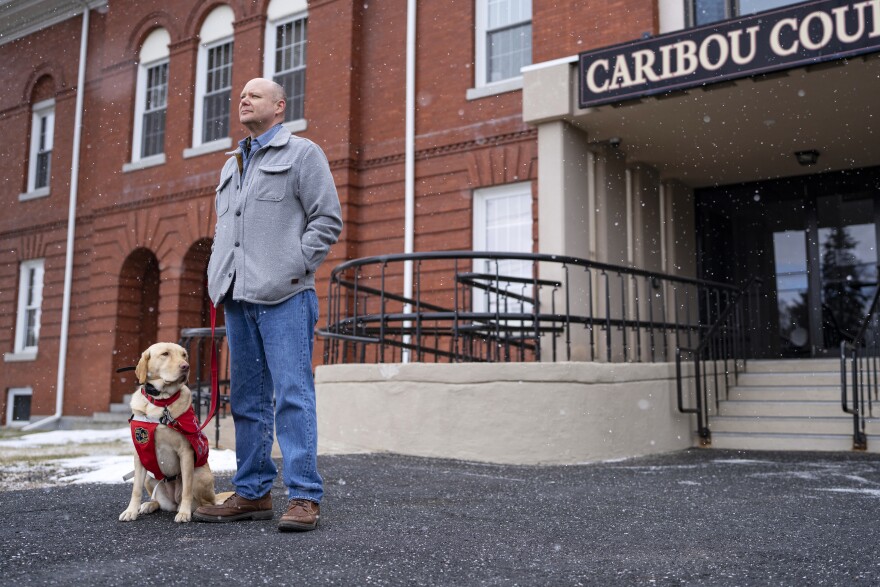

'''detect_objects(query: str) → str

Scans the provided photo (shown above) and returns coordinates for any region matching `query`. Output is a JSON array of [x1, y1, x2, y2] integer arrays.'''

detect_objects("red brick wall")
[[0, 0, 651, 421]]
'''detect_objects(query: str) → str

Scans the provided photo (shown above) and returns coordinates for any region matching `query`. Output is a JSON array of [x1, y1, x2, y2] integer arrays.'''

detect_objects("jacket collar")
[[225, 126, 291, 156]]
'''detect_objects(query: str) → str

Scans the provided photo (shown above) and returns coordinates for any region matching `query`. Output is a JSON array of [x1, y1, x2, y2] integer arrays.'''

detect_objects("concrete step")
[[709, 431, 866, 452], [720, 400, 843, 418], [744, 359, 840, 373], [727, 386, 841, 402], [109, 402, 130, 414], [91, 411, 131, 423], [736, 372, 841, 387], [709, 415, 870, 436]]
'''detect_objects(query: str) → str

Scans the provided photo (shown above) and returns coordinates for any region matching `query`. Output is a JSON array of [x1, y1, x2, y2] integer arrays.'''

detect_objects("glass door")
[[815, 194, 878, 349]]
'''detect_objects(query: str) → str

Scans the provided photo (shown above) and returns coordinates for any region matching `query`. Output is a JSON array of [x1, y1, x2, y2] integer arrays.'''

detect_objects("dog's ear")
[[135, 349, 150, 384]]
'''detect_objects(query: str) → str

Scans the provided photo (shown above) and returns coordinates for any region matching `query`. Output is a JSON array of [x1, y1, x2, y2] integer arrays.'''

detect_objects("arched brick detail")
[[179, 238, 215, 331], [15, 233, 48, 261], [112, 247, 160, 402], [126, 12, 182, 57], [465, 140, 538, 188], [21, 63, 63, 103], [184, 1, 239, 39]]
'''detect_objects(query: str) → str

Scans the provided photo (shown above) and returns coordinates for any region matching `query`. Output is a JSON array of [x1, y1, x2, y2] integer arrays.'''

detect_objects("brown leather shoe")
[[278, 498, 320, 532], [193, 492, 273, 523]]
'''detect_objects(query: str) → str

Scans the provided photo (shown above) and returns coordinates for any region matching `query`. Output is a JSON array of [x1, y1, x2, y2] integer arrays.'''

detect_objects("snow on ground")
[[0, 428, 236, 490]]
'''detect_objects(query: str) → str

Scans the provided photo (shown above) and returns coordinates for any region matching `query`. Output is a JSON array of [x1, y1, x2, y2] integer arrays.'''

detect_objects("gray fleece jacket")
[[207, 127, 343, 305]]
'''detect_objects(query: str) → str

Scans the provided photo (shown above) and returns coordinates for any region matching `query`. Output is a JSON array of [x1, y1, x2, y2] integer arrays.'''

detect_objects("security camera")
[[608, 137, 621, 149]]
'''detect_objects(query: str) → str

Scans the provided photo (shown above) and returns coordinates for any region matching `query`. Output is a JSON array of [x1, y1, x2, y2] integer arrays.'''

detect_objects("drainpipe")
[[24, 6, 90, 430], [402, 0, 416, 362]]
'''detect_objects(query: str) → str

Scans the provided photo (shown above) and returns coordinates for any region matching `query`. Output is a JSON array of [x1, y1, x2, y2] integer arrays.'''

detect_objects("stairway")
[[709, 358, 878, 452]]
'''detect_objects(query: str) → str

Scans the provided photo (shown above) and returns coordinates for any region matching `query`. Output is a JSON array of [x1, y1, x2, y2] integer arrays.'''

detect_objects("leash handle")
[[199, 303, 220, 432]]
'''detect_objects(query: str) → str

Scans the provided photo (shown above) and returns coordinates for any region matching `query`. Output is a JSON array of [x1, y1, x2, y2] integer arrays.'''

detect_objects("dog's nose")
[[181, 362, 190, 372]]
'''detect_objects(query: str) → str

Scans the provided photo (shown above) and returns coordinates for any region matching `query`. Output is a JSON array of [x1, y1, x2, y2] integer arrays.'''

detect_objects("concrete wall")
[[315, 362, 696, 465]]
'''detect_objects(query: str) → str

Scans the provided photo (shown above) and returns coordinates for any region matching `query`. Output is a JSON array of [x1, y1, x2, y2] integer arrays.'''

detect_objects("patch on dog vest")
[[130, 407, 210, 481]]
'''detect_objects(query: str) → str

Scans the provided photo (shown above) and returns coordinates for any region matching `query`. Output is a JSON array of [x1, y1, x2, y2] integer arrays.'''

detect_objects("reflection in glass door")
[[816, 195, 878, 349], [773, 230, 809, 353]]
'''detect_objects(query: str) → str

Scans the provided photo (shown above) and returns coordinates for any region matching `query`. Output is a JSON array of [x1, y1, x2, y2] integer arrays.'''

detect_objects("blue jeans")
[[224, 290, 323, 503]]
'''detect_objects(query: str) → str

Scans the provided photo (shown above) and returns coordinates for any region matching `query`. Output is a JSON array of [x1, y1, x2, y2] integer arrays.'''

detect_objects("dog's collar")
[[141, 386, 181, 407]]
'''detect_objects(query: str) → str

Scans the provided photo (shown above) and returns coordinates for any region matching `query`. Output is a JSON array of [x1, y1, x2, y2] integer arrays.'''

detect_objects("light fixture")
[[794, 149, 820, 166]]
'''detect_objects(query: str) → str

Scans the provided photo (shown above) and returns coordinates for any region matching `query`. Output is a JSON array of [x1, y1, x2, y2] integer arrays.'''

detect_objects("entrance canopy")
[[524, 53, 879, 188]]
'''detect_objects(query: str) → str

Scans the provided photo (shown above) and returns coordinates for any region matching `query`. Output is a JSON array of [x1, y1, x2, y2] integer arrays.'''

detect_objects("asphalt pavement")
[[2, 449, 879, 586]]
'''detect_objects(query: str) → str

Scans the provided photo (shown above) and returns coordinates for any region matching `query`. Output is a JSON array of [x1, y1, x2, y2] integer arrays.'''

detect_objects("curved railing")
[[319, 251, 760, 366]]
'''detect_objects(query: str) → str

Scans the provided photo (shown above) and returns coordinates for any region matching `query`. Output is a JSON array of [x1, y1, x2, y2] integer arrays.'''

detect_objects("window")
[[27, 99, 54, 194], [475, 0, 532, 87], [472, 183, 534, 314], [202, 41, 234, 143], [6, 388, 32, 427], [142, 62, 169, 156], [15, 259, 44, 355], [264, 0, 308, 126], [131, 28, 170, 165], [190, 6, 235, 153], [691, 0, 804, 26]]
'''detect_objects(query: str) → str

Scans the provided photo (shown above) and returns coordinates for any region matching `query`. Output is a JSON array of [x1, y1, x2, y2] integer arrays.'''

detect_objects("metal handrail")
[[675, 277, 762, 445], [320, 251, 759, 367], [840, 271, 880, 450], [178, 326, 230, 448]]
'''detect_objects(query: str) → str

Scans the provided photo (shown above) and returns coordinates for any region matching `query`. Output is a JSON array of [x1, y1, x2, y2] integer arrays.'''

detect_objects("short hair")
[[271, 80, 287, 104]]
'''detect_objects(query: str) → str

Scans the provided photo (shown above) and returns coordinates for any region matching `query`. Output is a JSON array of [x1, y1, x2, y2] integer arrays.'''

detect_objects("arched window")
[[131, 28, 170, 165], [264, 0, 308, 128], [190, 5, 235, 154]]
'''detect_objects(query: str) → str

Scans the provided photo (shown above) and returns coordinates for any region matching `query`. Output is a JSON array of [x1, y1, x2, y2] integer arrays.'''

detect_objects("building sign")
[[578, 0, 880, 108]]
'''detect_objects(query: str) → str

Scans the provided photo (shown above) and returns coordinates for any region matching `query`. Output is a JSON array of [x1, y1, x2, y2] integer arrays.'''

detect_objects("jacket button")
[[234, 242, 240, 247], [235, 210, 241, 216]]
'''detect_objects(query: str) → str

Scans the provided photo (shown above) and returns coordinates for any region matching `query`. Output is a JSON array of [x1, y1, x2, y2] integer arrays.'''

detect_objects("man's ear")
[[135, 350, 150, 384]]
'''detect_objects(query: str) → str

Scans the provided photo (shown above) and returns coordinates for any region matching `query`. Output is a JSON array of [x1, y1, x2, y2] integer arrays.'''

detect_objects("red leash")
[[199, 303, 220, 432]]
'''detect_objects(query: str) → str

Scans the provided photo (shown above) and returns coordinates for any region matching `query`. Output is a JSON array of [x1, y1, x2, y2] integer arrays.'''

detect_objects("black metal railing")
[[840, 275, 880, 450], [178, 326, 230, 448], [320, 251, 762, 369], [675, 277, 763, 445]]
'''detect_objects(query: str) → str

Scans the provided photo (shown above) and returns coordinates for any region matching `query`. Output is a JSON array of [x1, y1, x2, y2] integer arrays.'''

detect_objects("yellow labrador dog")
[[118, 342, 217, 523]]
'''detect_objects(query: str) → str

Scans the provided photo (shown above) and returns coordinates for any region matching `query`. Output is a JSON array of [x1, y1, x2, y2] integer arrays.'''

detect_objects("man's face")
[[239, 80, 283, 130]]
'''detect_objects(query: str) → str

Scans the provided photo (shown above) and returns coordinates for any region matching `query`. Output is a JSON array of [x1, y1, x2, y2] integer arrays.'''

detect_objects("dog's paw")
[[139, 501, 160, 515], [119, 509, 139, 522], [174, 511, 192, 523]]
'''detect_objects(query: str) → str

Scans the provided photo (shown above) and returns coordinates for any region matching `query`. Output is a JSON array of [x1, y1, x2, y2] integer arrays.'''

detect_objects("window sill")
[[4, 350, 37, 362], [19, 187, 50, 202], [122, 153, 166, 173], [183, 137, 233, 159], [466, 77, 524, 101], [283, 119, 308, 134]]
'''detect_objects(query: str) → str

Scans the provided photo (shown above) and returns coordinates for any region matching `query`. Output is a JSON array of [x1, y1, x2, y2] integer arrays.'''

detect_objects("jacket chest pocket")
[[255, 163, 292, 202], [215, 174, 233, 216]]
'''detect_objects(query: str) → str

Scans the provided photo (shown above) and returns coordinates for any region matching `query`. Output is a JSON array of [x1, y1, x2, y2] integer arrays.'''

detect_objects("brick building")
[[1, 0, 878, 438]]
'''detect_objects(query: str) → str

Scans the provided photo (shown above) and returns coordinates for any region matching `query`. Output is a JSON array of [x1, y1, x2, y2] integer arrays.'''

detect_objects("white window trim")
[[131, 57, 169, 164], [122, 153, 166, 173], [183, 137, 232, 159], [264, 9, 309, 128], [6, 388, 32, 428], [26, 98, 55, 195], [14, 258, 45, 355], [471, 0, 531, 96], [192, 36, 233, 149], [18, 186, 50, 201]]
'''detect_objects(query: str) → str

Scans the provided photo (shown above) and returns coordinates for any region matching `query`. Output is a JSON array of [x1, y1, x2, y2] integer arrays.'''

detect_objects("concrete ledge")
[[316, 362, 696, 465]]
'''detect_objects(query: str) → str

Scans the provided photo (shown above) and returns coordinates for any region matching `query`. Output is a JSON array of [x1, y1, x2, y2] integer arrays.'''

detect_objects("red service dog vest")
[[130, 405, 210, 481]]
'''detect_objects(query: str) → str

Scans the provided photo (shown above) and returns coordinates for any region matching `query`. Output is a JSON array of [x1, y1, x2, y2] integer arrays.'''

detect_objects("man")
[[194, 78, 342, 532]]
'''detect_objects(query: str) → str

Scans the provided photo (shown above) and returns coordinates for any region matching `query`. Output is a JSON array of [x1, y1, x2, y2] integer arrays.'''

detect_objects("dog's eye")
[[161, 352, 169, 356]]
